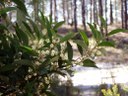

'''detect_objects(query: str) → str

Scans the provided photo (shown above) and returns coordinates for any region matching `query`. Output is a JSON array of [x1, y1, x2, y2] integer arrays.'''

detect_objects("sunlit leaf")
[[108, 29, 128, 36], [98, 41, 115, 47], [60, 32, 75, 42], [80, 31, 89, 46], [53, 21, 65, 30]]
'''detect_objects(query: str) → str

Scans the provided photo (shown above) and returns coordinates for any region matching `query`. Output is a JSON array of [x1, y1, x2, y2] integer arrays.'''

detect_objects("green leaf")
[[88, 23, 102, 42], [80, 31, 89, 46], [0, 64, 16, 72], [53, 21, 65, 30], [99, 16, 107, 28], [13, 59, 34, 70], [98, 41, 115, 47], [14, 23, 29, 45], [0, 7, 16, 15], [28, 19, 42, 39], [73, 40, 88, 49], [12, 0, 28, 15], [67, 41, 73, 61], [60, 32, 75, 42], [108, 29, 128, 36], [77, 44, 83, 56], [83, 59, 97, 68], [22, 21, 35, 38], [20, 46, 38, 55], [0, 24, 8, 31]]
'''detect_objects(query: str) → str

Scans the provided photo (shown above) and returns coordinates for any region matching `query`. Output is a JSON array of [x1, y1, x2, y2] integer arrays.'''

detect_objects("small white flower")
[[51, 50, 56, 56], [50, 43, 54, 48], [42, 29, 47, 35], [45, 50, 50, 55], [33, 73, 37, 76], [39, 39, 44, 45], [45, 39, 50, 43]]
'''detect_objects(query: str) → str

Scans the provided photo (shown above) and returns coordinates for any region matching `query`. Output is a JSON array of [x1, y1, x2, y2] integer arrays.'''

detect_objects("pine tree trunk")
[[81, 0, 86, 31], [74, 0, 78, 32], [93, 0, 98, 24], [62, 0, 66, 22], [90, 0, 93, 23], [121, 0, 124, 28], [66, 0, 70, 24], [50, 0, 53, 17], [99, 0, 103, 34], [124, 0, 128, 29], [110, 0, 113, 24], [33, 0, 38, 21], [54, 0, 57, 22]]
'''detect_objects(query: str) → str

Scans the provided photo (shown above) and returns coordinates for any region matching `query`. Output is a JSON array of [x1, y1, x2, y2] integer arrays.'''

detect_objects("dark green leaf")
[[77, 44, 83, 56], [14, 24, 29, 45], [0, 7, 16, 15], [53, 21, 65, 30], [99, 16, 107, 28], [83, 59, 97, 68], [0, 24, 8, 31], [12, 0, 28, 15], [88, 23, 102, 42], [108, 29, 128, 36], [60, 32, 75, 42], [22, 21, 34, 38], [67, 41, 73, 61], [20, 46, 38, 55], [27, 19, 42, 39], [98, 41, 115, 47], [80, 31, 89, 46], [0, 64, 16, 72]]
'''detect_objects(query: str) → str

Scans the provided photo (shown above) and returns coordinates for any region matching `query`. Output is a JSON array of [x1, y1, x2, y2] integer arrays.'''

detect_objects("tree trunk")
[[54, 0, 57, 22], [93, 0, 98, 24], [110, 0, 113, 24], [70, 0, 74, 26], [90, 0, 93, 23], [50, 0, 53, 18], [81, 0, 86, 30], [62, 0, 66, 22], [121, 0, 124, 28], [74, 0, 78, 32], [66, 0, 70, 24], [33, 0, 38, 21], [124, 0, 128, 29], [99, 0, 103, 34]]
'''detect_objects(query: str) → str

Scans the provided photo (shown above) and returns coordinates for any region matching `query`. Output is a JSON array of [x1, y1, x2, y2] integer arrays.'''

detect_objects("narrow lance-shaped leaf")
[[108, 29, 128, 36], [77, 44, 83, 56], [0, 64, 16, 72], [83, 59, 98, 68], [60, 32, 76, 43], [22, 21, 35, 38], [98, 41, 115, 47], [67, 41, 73, 61], [12, 0, 28, 15], [14, 24, 29, 45], [27, 19, 42, 39], [80, 31, 89, 46], [53, 21, 65, 30], [0, 7, 16, 15], [99, 16, 107, 28], [88, 23, 102, 42]]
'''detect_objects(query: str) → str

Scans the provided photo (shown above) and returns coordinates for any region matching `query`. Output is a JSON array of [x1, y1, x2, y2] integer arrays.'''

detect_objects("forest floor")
[[58, 23, 128, 96]]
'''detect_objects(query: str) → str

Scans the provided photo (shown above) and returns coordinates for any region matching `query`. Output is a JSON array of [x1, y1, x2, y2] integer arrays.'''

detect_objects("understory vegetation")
[[0, 0, 127, 96]]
